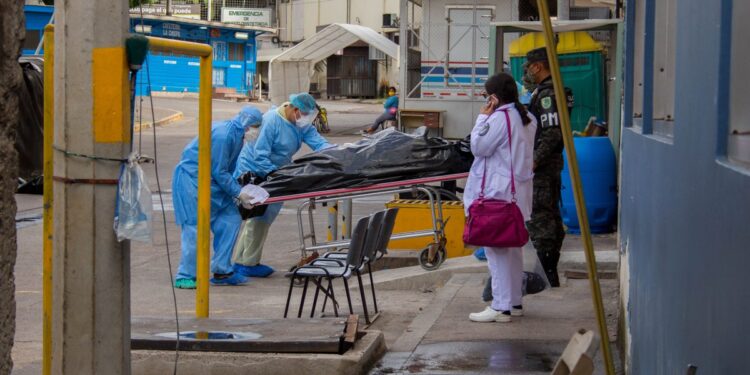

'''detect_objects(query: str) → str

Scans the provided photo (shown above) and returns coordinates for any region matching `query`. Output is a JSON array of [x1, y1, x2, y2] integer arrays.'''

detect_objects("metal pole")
[[196, 53, 213, 318], [535, 1, 615, 374], [208, 0, 213, 21], [341, 199, 353, 239], [398, 0, 408, 108], [327, 202, 338, 242], [166, 0, 172, 16], [41, 24, 54, 375]]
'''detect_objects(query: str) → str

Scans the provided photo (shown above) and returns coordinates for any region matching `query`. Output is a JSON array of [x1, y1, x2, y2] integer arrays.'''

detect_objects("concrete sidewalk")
[[370, 273, 621, 374]]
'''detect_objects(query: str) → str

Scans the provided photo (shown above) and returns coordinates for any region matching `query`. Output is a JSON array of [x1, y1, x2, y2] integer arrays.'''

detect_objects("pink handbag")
[[463, 109, 530, 248]]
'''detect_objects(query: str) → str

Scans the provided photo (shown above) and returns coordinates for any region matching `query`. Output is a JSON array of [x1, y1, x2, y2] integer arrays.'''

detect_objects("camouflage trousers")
[[526, 170, 566, 285]]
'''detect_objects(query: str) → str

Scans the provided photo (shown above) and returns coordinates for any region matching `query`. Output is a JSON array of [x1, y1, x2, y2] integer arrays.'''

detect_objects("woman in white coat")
[[465, 73, 537, 323]]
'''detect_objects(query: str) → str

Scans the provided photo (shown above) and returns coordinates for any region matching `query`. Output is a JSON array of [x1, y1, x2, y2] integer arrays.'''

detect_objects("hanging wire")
[[137, 4, 181, 374]]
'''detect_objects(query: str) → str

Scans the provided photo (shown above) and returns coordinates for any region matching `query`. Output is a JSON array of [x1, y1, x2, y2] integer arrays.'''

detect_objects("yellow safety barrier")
[[42, 31, 214, 373], [385, 200, 471, 259], [535, 1, 616, 374]]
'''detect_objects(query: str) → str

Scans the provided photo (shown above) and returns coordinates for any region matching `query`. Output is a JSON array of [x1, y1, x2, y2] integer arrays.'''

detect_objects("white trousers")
[[485, 247, 523, 312]]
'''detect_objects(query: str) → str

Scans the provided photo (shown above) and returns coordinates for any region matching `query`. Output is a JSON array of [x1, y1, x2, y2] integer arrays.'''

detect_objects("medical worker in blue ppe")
[[172, 106, 264, 289], [232, 93, 333, 278]]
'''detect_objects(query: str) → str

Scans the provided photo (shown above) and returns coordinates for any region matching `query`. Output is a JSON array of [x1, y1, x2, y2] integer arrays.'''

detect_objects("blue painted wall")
[[22, 5, 54, 55], [129, 19, 257, 95], [621, 0, 750, 373]]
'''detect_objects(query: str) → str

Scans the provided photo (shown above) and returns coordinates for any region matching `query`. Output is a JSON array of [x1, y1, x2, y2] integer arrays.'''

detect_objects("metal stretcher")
[[264, 172, 469, 271]]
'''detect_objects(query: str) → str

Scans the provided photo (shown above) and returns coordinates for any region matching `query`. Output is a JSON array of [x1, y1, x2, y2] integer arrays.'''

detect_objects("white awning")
[[269, 24, 399, 104]]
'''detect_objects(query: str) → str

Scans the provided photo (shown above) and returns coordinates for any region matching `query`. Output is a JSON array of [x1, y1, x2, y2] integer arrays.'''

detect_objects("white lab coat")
[[463, 103, 536, 219], [463, 103, 537, 312]]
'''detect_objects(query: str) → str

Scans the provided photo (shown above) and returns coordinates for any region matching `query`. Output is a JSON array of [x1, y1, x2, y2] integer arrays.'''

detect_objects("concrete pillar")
[[557, 0, 570, 20], [0, 1, 24, 373], [52, 1, 131, 374]]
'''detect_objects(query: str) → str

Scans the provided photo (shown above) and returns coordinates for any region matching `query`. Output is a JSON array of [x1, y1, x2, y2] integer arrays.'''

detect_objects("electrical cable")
[[144, 59, 181, 375], [135, 5, 181, 374]]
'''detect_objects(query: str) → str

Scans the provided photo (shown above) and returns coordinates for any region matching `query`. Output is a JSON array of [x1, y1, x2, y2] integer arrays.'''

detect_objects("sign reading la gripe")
[[221, 8, 272, 27]]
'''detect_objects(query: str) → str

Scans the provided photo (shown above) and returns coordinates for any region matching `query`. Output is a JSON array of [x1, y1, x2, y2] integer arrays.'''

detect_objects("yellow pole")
[[534, 2, 616, 374], [42, 24, 54, 375], [196, 54, 212, 318], [146, 37, 212, 318]]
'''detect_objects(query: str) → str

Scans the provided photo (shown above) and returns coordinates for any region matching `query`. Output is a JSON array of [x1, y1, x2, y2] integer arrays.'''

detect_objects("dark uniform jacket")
[[528, 76, 573, 174]]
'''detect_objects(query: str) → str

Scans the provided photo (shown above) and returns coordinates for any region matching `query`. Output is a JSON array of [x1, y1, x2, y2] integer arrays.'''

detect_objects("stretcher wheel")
[[418, 243, 446, 271]]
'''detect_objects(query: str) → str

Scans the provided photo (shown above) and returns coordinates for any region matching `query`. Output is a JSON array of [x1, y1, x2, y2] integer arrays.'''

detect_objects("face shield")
[[295, 108, 319, 127]]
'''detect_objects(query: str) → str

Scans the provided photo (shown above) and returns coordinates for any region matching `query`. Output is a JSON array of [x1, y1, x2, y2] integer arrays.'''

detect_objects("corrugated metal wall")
[[621, 0, 750, 373], [326, 46, 377, 98]]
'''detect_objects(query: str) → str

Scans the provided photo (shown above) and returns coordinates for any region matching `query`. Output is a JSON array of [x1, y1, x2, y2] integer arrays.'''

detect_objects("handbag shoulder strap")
[[503, 109, 517, 199], [479, 108, 516, 199]]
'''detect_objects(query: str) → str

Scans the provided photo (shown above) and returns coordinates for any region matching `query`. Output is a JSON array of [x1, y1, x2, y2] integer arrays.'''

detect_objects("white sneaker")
[[469, 306, 511, 323], [511, 307, 524, 317]]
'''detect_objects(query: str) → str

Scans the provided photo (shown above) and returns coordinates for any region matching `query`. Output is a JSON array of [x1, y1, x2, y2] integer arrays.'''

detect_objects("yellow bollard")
[[534, 1, 616, 374], [42, 24, 54, 375]]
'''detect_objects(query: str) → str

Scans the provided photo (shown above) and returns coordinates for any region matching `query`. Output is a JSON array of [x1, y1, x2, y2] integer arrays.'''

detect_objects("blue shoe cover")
[[473, 247, 487, 261], [210, 272, 249, 286], [234, 263, 275, 278]]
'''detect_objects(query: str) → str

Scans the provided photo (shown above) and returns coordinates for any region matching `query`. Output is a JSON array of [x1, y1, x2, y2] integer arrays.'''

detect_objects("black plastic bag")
[[259, 128, 473, 197], [16, 57, 45, 192]]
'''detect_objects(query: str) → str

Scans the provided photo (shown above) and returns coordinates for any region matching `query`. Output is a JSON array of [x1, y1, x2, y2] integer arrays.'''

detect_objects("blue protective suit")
[[235, 106, 332, 178], [231, 105, 332, 268], [173, 107, 263, 279]]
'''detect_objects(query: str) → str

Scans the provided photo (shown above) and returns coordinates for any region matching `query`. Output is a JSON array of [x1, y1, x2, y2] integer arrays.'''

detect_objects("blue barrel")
[[560, 137, 617, 234]]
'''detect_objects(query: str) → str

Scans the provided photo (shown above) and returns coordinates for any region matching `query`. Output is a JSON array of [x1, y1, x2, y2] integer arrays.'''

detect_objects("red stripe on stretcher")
[[263, 173, 470, 204], [423, 92, 435, 96], [456, 93, 468, 96], [422, 60, 489, 64], [439, 92, 451, 96]]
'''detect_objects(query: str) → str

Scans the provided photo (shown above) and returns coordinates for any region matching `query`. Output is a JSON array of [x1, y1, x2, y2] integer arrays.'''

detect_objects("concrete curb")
[[134, 109, 183, 132], [358, 250, 619, 292], [131, 330, 386, 375]]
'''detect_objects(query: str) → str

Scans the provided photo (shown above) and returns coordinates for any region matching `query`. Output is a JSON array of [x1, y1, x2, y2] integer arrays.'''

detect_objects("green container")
[[511, 51, 606, 133]]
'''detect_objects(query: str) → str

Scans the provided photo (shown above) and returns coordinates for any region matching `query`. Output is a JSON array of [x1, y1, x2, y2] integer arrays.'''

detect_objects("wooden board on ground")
[[131, 317, 348, 354]]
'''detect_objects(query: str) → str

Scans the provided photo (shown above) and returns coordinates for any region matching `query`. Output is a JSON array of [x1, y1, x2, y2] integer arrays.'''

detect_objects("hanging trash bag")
[[114, 153, 152, 243]]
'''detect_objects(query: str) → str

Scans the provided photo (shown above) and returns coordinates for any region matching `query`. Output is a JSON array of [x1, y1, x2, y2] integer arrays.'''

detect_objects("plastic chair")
[[321, 208, 399, 315], [284, 215, 370, 321]]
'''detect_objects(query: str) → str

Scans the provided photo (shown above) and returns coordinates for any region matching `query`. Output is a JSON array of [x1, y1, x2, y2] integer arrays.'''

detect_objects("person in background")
[[363, 86, 398, 134], [231, 93, 333, 278], [172, 106, 263, 289], [466, 73, 537, 323], [523, 47, 574, 287]]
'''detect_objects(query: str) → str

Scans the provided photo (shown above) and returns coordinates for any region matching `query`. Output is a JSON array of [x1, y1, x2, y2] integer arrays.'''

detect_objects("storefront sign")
[[221, 8, 272, 27], [130, 4, 201, 19]]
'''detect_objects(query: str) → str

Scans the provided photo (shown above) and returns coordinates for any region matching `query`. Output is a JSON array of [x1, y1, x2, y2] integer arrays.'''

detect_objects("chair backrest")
[[359, 211, 385, 264], [345, 216, 372, 269], [372, 208, 399, 258]]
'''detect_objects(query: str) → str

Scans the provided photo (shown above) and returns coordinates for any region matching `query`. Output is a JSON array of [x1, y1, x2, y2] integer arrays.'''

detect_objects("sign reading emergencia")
[[221, 8, 272, 27]]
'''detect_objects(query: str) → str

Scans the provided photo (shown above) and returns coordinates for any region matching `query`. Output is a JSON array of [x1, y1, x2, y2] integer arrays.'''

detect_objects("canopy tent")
[[268, 23, 399, 104]]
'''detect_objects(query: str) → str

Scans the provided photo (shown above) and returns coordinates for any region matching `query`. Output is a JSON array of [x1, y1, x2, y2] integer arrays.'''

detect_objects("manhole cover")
[[155, 331, 263, 340]]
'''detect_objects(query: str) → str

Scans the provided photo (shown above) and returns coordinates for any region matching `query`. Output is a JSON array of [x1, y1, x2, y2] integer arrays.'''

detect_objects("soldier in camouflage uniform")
[[523, 47, 573, 287]]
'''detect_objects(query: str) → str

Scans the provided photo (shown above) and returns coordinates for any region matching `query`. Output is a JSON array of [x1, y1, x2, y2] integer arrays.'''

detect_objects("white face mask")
[[245, 127, 260, 142], [296, 110, 318, 127]]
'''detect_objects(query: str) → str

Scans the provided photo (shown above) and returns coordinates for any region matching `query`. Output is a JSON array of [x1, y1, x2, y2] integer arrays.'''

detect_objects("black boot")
[[538, 251, 561, 287]]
